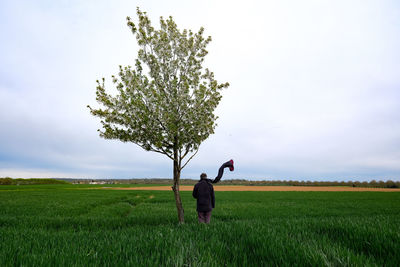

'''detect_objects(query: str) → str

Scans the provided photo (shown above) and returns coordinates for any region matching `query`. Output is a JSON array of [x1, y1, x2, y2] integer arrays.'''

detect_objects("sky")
[[1, 0, 399, 181]]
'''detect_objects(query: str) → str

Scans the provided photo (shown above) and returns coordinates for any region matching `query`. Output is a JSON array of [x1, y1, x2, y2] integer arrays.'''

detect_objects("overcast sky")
[[1, 0, 399, 181]]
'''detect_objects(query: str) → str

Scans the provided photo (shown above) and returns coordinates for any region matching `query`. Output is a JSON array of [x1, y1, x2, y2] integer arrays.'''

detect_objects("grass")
[[0, 184, 399, 266]]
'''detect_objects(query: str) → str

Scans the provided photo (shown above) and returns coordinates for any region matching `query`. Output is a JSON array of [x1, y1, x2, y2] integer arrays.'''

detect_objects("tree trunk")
[[172, 148, 184, 223]]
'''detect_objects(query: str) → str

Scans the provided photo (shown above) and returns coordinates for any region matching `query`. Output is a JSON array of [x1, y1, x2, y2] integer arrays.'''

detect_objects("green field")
[[1, 184, 399, 266]]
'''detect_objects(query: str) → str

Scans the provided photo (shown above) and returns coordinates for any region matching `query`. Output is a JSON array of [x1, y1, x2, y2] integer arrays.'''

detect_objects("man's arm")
[[192, 184, 198, 199], [212, 160, 234, 183], [211, 186, 215, 208]]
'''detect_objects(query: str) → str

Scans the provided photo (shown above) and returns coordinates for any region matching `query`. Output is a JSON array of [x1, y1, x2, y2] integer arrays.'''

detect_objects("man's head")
[[200, 173, 207, 180]]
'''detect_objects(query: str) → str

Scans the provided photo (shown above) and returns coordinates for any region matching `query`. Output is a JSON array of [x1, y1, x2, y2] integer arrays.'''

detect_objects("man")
[[192, 160, 234, 223]]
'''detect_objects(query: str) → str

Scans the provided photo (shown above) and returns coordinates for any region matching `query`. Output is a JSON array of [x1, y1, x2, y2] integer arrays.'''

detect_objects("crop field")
[[1, 184, 400, 266]]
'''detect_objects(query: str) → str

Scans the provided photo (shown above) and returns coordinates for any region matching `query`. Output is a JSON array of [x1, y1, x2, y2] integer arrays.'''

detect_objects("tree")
[[87, 8, 229, 223]]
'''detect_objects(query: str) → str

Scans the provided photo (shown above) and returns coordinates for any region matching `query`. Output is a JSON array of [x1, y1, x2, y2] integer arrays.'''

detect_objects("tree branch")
[[143, 145, 174, 161], [180, 146, 200, 170]]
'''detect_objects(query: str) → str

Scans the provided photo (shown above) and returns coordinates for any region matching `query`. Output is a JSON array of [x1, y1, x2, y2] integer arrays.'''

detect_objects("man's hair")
[[200, 173, 207, 180]]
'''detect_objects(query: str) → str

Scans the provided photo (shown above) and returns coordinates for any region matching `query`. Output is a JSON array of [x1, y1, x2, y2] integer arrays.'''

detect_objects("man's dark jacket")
[[192, 179, 215, 212]]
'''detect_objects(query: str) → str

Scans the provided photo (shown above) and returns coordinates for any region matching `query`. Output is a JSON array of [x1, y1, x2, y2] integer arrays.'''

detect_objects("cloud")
[[1, 0, 400, 180]]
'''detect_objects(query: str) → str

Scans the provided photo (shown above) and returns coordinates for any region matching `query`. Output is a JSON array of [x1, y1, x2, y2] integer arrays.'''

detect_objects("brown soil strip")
[[102, 186, 400, 192]]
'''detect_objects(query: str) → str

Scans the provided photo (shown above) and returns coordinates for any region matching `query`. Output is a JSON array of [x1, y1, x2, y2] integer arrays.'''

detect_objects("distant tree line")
[[216, 179, 400, 188], [0, 178, 69, 185], [1, 177, 399, 188], [66, 178, 399, 188]]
